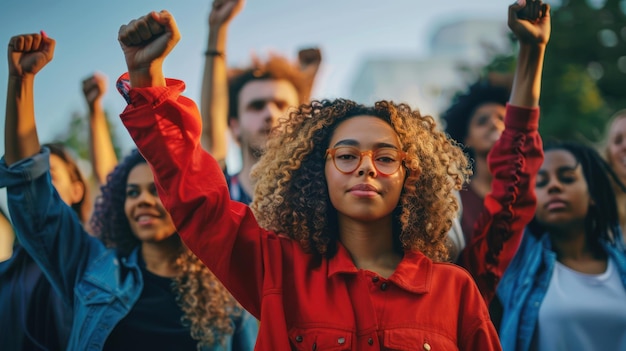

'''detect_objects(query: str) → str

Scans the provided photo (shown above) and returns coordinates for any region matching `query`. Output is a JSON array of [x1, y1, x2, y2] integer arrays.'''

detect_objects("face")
[[606, 116, 626, 181], [535, 149, 592, 229], [124, 163, 177, 243], [464, 102, 506, 155], [325, 115, 406, 223], [231, 79, 299, 156], [49, 154, 84, 207]]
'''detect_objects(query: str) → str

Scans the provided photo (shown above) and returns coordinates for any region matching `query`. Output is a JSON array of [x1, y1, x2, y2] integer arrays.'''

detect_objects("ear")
[[229, 118, 242, 144], [70, 181, 86, 205]]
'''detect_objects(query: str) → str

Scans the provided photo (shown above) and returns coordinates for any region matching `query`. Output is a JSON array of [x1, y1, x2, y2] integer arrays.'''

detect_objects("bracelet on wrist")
[[204, 49, 225, 57]]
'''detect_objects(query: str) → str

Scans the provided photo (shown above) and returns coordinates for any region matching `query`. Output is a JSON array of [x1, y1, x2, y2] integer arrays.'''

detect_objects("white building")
[[349, 18, 511, 119]]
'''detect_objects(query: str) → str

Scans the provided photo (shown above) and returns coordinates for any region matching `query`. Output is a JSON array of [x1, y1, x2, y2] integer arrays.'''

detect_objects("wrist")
[[128, 62, 166, 88], [88, 100, 104, 113], [207, 26, 227, 51], [8, 73, 35, 84]]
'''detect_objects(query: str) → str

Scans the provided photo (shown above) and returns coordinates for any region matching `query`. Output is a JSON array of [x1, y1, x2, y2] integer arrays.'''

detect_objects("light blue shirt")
[[497, 229, 626, 351]]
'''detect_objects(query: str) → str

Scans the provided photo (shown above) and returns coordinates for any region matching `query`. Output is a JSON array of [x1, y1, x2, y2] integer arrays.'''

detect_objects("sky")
[[0, 0, 515, 209]]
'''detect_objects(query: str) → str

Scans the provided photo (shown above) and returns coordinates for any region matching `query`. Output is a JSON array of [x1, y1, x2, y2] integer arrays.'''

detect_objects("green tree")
[[54, 109, 122, 169], [471, 0, 625, 143]]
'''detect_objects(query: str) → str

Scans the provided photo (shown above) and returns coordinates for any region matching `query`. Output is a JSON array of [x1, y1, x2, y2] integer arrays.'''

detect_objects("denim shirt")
[[497, 229, 626, 351], [0, 149, 258, 351]]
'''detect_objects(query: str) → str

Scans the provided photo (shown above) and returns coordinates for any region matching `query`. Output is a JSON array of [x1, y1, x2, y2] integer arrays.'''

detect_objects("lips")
[[134, 212, 161, 225], [349, 183, 379, 193], [544, 199, 567, 211]]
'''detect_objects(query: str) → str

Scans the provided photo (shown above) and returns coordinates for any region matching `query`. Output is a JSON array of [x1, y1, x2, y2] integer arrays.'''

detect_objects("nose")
[[546, 178, 563, 194], [357, 152, 378, 177], [136, 190, 157, 206], [491, 115, 504, 131], [263, 102, 283, 124]]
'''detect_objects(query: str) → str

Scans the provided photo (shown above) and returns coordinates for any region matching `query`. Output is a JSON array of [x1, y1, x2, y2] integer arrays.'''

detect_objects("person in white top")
[[497, 140, 626, 351]]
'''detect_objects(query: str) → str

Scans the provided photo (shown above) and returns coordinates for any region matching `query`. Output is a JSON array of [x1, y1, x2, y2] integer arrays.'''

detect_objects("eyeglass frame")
[[325, 146, 407, 176]]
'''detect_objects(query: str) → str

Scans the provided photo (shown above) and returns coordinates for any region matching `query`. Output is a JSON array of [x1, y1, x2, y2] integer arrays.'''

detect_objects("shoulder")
[[432, 261, 475, 283]]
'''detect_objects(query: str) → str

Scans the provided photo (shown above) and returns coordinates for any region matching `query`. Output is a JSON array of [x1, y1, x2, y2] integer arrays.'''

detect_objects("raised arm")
[[297, 47, 322, 102], [2, 33, 102, 303], [4, 32, 54, 165], [118, 11, 180, 88], [509, 0, 550, 108], [118, 10, 270, 318], [200, 0, 244, 167], [462, 1, 550, 304], [82, 73, 118, 184]]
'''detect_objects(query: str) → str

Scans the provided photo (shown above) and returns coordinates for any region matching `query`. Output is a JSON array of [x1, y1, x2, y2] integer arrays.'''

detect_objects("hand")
[[298, 47, 322, 72], [118, 10, 181, 73], [8, 32, 55, 78], [209, 0, 245, 28], [508, 0, 551, 46], [82, 73, 108, 108]]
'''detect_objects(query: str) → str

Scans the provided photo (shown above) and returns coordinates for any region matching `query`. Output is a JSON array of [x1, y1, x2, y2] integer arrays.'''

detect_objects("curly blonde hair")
[[91, 150, 241, 349], [250, 99, 471, 262], [174, 248, 241, 349]]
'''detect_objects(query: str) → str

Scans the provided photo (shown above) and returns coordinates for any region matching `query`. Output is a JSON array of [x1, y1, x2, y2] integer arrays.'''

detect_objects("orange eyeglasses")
[[325, 146, 406, 175]]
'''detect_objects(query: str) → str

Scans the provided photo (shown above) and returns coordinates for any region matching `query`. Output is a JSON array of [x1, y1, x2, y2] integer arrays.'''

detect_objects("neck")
[[141, 235, 181, 278], [338, 215, 402, 278], [470, 154, 492, 198], [238, 148, 260, 197], [548, 222, 604, 259]]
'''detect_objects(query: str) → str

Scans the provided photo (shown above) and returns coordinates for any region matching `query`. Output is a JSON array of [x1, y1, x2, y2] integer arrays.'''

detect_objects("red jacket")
[[119, 76, 502, 351], [460, 105, 543, 304]]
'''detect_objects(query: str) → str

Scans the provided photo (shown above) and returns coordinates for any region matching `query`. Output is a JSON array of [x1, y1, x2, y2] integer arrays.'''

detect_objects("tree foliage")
[[477, 0, 626, 143], [54, 109, 122, 173]]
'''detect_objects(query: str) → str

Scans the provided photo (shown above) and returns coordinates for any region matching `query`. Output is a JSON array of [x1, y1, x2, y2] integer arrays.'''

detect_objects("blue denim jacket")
[[0, 149, 258, 351], [497, 229, 626, 351]]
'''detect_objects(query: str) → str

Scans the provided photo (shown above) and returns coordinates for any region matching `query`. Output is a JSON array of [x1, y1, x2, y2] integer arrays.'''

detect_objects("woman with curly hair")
[[111, 8, 530, 350], [1, 32, 257, 350]]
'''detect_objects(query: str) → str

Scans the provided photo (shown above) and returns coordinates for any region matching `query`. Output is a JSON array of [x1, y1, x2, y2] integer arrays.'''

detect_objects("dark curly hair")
[[90, 150, 241, 348], [529, 140, 625, 246], [251, 99, 472, 262], [44, 142, 90, 224], [441, 80, 510, 145]]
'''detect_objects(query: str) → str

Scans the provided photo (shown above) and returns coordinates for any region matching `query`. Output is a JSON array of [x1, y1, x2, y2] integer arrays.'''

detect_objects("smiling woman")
[[0, 29, 258, 350]]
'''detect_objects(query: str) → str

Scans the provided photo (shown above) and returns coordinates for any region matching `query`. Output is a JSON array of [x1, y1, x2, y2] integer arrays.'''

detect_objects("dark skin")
[[517, 0, 548, 21]]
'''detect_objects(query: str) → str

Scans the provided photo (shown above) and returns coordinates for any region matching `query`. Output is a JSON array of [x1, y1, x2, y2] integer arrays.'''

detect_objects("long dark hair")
[[528, 140, 624, 245], [90, 149, 144, 255], [89, 150, 241, 348]]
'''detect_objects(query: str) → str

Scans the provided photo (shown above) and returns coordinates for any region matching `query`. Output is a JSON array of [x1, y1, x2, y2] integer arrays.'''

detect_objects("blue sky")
[[0, 0, 513, 208], [0, 0, 513, 152]]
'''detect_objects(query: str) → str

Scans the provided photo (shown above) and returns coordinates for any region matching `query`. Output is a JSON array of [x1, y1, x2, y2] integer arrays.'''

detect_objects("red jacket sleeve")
[[118, 75, 267, 318], [461, 104, 543, 304]]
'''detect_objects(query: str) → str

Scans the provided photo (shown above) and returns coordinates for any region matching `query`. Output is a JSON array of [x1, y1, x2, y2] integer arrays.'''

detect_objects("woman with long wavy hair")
[[1, 31, 257, 350]]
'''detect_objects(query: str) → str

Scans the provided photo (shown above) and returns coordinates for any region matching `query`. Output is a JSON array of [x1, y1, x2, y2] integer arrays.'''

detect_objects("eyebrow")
[[332, 139, 399, 149], [538, 165, 579, 174], [247, 98, 289, 105]]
